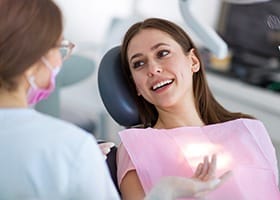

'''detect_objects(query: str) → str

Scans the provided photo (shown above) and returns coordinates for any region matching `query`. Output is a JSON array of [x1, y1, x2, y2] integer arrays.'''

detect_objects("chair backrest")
[[98, 46, 140, 127]]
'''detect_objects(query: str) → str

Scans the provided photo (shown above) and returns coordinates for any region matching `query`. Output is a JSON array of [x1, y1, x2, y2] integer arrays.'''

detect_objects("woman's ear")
[[191, 64, 200, 73], [189, 48, 200, 73], [22, 63, 40, 90], [24, 63, 38, 78]]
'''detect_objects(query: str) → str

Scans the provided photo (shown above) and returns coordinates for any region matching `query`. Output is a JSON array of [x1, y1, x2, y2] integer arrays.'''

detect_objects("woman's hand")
[[189, 154, 232, 199], [98, 142, 115, 158], [145, 154, 232, 200]]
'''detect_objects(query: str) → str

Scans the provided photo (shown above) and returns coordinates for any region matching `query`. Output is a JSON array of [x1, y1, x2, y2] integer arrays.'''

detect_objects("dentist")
[[0, 0, 119, 199]]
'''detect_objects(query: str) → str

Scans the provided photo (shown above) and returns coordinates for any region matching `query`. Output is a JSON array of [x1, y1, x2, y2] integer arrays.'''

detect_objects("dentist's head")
[[0, 0, 74, 107]]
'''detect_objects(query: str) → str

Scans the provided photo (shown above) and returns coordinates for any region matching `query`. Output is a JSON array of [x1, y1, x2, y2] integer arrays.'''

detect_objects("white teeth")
[[152, 80, 172, 90]]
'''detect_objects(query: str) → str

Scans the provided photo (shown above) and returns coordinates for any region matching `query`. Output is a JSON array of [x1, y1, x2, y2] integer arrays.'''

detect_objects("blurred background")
[[34, 0, 279, 176]]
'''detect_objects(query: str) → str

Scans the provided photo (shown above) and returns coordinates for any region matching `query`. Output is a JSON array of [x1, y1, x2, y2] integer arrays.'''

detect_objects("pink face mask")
[[27, 57, 61, 105]]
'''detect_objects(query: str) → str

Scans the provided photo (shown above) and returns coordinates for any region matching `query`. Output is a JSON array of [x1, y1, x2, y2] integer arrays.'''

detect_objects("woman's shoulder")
[[212, 118, 266, 133], [234, 118, 264, 129], [210, 118, 263, 129]]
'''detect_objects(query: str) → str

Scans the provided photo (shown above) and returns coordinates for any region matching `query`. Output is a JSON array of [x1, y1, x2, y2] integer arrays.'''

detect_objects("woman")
[[0, 0, 119, 199], [117, 18, 280, 199]]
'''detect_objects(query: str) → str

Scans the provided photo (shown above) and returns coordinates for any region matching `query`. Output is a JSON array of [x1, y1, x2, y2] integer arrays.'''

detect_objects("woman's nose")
[[147, 60, 163, 77]]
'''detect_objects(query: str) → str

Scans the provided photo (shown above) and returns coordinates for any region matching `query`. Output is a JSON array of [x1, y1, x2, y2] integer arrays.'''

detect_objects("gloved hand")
[[98, 142, 115, 159], [144, 155, 232, 200]]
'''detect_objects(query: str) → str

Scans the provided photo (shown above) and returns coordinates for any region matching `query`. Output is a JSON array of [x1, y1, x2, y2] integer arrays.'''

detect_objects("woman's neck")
[[0, 88, 27, 108], [154, 100, 204, 129]]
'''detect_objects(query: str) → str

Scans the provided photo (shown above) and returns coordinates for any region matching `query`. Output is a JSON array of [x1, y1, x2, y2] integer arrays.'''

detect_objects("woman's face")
[[28, 41, 63, 89], [127, 28, 200, 110]]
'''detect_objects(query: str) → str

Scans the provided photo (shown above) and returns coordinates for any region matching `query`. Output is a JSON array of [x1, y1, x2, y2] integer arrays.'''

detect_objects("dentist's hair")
[[0, 0, 63, 91], [120, 18, 253, 127]]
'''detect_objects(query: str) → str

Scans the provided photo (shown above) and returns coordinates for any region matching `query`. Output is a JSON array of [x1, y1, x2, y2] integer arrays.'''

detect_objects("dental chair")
[[98, 46, 140, 127], [98, 46, 140, 195]]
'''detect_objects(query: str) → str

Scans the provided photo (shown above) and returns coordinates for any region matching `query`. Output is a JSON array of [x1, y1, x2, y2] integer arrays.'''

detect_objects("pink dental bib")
[[118, 119, 280, 200]]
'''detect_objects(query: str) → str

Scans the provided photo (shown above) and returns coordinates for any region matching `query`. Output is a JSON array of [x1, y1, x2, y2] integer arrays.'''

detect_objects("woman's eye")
[[158, 50, 169, 58], [133, 61, 145, 69]]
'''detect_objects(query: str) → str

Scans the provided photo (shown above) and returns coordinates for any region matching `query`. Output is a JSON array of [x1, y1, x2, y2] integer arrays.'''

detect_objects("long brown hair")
[[0, 0, 63, 91], [121, 18, 254, 127]]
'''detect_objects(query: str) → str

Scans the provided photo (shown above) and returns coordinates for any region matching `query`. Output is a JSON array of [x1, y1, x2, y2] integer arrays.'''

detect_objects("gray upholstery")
[[98, 46, 140, 127]]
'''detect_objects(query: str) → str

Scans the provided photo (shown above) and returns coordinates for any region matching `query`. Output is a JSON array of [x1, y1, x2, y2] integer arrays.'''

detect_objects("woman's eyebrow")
[[151, 42, 170, 51], [129, 43, 170, 62], [129, 53, 143, 63]]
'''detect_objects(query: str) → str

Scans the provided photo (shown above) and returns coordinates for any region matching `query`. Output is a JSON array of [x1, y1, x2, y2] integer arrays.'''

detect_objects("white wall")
[[54, 0, 223, 52], [54, 0, 133, 51]]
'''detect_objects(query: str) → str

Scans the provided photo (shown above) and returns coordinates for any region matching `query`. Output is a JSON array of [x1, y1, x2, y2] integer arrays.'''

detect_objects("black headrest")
[[98, 46, 140, 127]]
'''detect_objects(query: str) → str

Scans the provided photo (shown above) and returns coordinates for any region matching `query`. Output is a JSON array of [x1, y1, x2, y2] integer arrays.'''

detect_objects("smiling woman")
[[126, 28, 199, 119], [120, 18, 254, 128], [115, 17, 280, 200]]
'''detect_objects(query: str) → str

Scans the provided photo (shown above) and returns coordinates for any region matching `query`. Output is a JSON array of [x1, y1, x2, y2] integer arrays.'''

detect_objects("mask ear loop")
[[26, 57, 53, 90], [27, 76, 38, 89], [25, 59, 49, 90], [41, 57, 61, 76], [41, 57, 53, 70]]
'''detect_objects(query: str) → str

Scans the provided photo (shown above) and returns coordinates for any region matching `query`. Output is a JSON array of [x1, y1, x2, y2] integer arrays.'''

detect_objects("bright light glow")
[[182, 143, 232, 171]]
